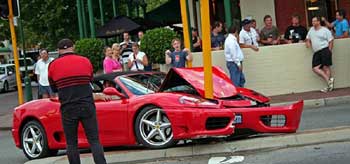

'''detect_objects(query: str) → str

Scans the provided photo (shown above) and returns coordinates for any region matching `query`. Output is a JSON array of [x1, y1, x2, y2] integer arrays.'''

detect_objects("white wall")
[[190, 39, 350, 96], [240, 0, 276, 29]]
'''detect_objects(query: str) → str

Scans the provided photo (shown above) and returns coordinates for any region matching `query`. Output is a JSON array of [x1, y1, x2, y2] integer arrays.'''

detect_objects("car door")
[[6, 66, 16, 87], [90, 81, 129, 145]]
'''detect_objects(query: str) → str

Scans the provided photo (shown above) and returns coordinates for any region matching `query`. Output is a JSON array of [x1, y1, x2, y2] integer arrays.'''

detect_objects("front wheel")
[[2, 81, 9, 92], [21, 121, 55, 160], [134, 106, 175, 149]]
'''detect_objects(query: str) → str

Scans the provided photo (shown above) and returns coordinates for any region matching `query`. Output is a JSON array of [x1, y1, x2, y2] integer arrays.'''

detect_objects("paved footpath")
[[25, 126, 350, 164]]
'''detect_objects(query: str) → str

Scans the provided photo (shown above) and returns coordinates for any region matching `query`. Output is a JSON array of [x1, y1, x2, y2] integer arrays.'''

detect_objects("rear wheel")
[[134, 106, 175, 149], [21, 121, 56, 160]]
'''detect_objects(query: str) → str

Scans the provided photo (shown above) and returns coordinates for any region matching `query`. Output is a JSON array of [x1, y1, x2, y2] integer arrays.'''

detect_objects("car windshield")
[[0, 67, 5, 74], [119, 73, 165, 95]]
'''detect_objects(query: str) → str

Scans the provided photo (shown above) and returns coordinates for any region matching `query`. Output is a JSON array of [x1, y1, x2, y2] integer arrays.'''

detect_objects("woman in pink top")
[[112, 43, 123, 71], [103, 46, 122, 73]]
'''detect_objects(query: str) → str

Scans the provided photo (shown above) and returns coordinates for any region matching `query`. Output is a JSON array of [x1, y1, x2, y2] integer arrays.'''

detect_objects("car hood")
[[159, 66, 237, 98]]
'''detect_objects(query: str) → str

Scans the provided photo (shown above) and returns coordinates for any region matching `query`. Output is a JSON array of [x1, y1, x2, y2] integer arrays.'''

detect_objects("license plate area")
[[234, 113, 242, 124]]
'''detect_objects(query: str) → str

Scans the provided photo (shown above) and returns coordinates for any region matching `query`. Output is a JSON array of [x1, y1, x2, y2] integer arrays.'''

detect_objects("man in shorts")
[[306, 16, 335, 92], [35, 49, 55, 98]]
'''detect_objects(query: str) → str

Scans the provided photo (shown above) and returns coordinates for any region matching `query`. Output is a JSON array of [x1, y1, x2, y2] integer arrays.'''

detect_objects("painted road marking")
[[208, 156, 245, 164]]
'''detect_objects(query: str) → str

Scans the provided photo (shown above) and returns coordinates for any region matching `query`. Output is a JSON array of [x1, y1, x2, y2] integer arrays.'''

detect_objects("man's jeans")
[[61, 103, 106, 164], [226, 61, 245, 87]]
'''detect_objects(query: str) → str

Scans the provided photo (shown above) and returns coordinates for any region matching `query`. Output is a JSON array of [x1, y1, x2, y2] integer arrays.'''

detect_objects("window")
[[0, 67, 5, 74], [7, 66, 14, 74], [119, 76, 155, 95], [306, 0, 338, 26]]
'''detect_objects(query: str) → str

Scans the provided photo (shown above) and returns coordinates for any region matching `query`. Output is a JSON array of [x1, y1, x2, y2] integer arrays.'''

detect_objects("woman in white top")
[[128, 43, 148, 71]]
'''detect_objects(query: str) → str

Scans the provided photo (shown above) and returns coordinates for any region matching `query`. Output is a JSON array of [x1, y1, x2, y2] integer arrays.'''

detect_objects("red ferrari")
[[12, 67, 303, 160]]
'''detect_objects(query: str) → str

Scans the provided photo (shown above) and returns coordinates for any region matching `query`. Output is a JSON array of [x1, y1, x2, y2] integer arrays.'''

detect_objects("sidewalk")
[[1, 87, 350, 131], [25, 126, 350, 164], [270, 87, 350, 108]]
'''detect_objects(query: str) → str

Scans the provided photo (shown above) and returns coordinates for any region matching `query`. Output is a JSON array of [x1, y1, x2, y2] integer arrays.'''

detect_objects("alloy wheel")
[[139, 108, 173, 146], [22, 125, 44, 158]]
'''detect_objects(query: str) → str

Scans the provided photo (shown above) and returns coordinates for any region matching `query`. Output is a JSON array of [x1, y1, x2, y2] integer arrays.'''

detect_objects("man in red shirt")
[[48, 38, 107, 164]]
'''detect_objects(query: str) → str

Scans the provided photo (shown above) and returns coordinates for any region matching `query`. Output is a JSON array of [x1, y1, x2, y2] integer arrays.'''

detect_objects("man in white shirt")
[[239, 19, 259, 51], [224, 25, 245, 87], [128, 43, 148, 71], [306, 16, 334, 92], [35, 49, 55, 98]]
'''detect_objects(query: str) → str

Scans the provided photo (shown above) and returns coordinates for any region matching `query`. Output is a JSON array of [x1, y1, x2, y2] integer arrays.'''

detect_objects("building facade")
[[188, 0, 350, 36]]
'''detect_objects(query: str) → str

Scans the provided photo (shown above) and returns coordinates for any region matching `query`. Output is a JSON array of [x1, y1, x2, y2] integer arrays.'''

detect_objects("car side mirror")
[[8, 71, 13, 75], [103, 87, 125, 98]]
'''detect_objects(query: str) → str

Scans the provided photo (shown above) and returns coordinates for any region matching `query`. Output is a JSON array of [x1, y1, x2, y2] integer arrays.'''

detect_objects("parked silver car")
[[0, 64, 16, 92], [7, 58, 36, 82]]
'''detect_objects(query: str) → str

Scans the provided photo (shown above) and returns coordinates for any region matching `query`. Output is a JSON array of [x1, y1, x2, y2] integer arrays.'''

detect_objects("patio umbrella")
[[96, 15, 141, 38]]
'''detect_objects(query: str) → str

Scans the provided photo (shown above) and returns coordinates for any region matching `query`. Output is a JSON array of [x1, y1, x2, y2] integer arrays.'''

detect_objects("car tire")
[[134, 106, 175, 149], [21, 120, 54, 160], [2, 81, 9, 92]]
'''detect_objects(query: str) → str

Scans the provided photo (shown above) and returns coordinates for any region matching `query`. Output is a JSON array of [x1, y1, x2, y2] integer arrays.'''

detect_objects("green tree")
[[75, 38, 104, 73], [0, 20, 10, 42], [20, 0, 79, 49], [145, 0, 169, 12]]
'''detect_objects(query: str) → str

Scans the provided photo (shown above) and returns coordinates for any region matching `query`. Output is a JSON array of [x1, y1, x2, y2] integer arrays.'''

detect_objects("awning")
[[96, 16, 141, 38]]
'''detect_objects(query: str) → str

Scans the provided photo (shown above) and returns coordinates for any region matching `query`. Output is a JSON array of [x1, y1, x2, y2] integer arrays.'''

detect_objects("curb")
[[271, 95, 350, 109], [25, 126, 350, 164]]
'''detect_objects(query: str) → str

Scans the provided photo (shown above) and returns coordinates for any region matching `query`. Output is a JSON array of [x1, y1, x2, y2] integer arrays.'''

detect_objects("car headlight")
[[179, 96, 218, 107]]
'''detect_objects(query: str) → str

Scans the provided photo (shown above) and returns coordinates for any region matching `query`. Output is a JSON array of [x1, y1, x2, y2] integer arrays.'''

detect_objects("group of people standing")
[[102, 31, 148, 73], [224, 9, 349, 92], [103, 31, 194, 74]]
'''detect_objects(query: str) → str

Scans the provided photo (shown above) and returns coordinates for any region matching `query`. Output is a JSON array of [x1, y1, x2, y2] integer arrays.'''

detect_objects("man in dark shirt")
[[192, 28, 202, 52], [211, 21, 225, 50], [165, 38, 193, 68], [260, 15, 280, 45], [284, 14, 308, 43], [48, 39, 108, 164]]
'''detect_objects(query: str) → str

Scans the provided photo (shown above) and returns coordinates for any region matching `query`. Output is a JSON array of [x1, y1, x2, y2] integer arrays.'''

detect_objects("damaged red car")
[[12, 66, 303, 160]]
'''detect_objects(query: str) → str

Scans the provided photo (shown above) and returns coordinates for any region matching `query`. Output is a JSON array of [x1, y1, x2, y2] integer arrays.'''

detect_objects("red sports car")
[[12, 67, 303, 160]]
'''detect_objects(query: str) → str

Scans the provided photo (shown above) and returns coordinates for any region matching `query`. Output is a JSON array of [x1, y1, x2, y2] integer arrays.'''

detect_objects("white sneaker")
[[328, 77, 334, 91], [320, 87, 329, 93]]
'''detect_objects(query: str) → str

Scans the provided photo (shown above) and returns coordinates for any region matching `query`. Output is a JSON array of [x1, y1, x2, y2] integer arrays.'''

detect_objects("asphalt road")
[[0, 93, 349, 164], [140, 141, 350, 164], [0, 84, 38, 115]]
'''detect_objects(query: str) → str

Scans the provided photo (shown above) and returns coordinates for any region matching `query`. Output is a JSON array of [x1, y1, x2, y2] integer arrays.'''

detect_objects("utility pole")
[[87, 0, 95, 38], [81, 0, 88, 37], [224, 0, 232, 28], [180, 0, 193, 67], [200, 0, 213, 99], [76, 0, 84, 39], [7, 0, 24, 104], [112, 0, 117, 17], [18, 13, 33, 101]]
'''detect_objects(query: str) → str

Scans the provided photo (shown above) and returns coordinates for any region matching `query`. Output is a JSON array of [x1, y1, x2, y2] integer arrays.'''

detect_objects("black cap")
[[242, 19, 252, 26], [57, 38, 74, 50]]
